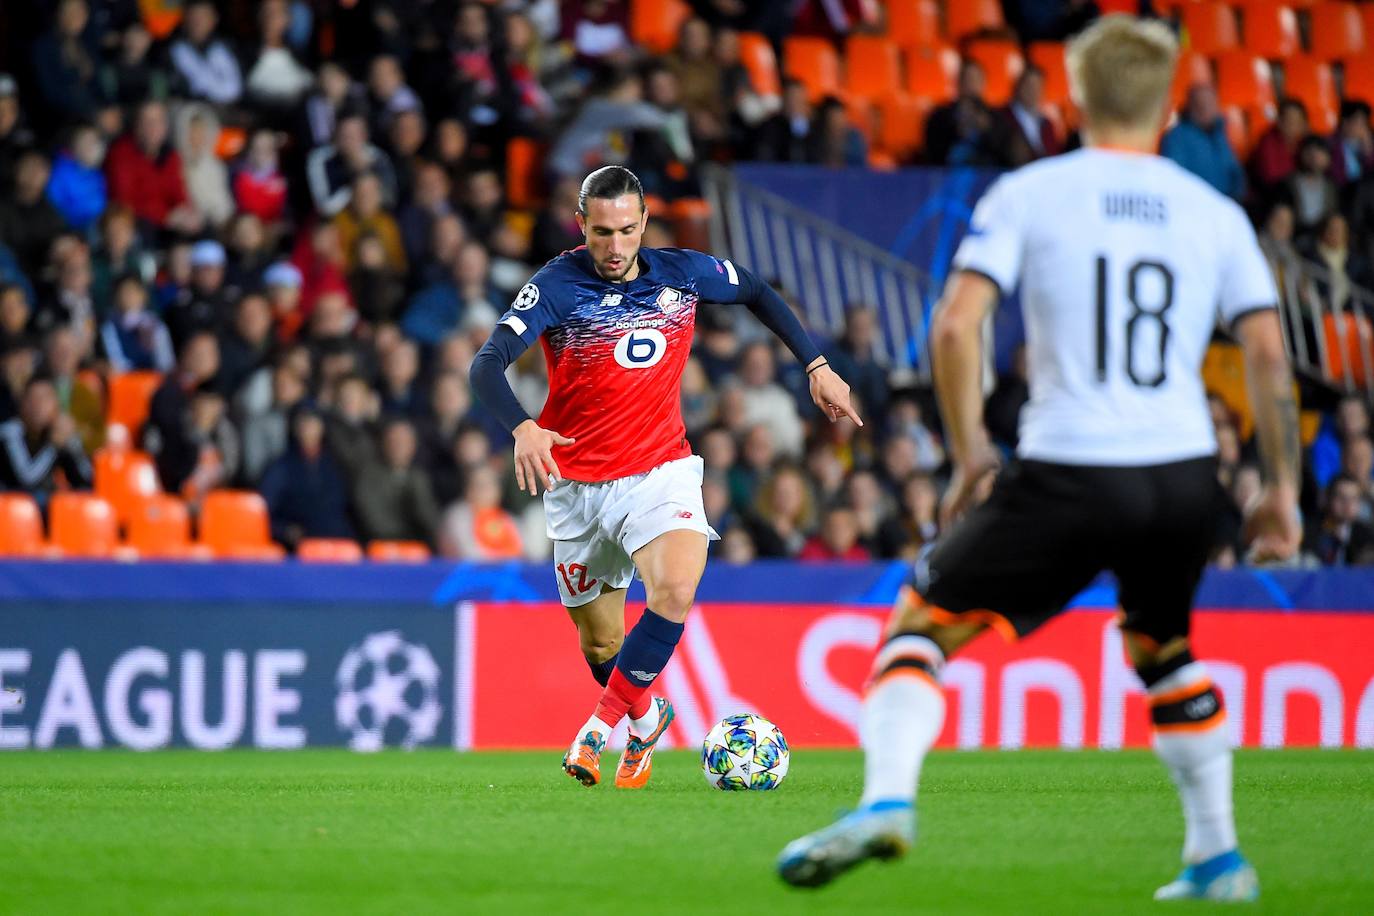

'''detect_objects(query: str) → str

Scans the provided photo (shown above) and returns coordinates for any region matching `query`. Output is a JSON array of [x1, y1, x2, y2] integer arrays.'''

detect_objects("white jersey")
[[953, 148, 1278, 466]]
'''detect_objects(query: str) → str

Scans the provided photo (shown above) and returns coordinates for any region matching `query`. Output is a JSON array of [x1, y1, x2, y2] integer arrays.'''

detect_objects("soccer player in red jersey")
[[470, 166, 861, 787]]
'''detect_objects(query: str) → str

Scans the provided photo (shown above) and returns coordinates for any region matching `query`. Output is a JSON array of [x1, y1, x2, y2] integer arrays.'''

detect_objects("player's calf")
[[1134, 643, 1254, 900]]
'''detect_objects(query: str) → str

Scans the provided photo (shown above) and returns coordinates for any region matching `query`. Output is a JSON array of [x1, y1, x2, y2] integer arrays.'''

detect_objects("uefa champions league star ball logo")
[[335, 631, 443, 751], [512, 282, 540, 310]]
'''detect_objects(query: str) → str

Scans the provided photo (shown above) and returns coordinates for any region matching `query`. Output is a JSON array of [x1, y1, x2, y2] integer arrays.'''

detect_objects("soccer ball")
[[701, 713, 790, 791]]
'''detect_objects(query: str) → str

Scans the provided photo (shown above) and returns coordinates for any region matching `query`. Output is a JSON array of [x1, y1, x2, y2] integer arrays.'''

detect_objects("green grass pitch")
[[1, 750, 1370, 914]]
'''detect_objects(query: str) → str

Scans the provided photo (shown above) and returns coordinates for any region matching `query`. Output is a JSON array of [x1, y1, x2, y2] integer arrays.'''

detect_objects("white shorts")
[[544, 455, 719, 607]]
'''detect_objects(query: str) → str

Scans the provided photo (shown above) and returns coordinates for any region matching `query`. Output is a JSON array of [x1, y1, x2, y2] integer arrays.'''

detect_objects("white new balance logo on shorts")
[[630, 670, 657, 682]]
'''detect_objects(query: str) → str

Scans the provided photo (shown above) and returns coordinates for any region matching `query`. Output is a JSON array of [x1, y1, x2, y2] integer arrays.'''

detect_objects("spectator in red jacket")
[[1250, 97, 1308, 197], [104, 100, 202, 235], [799, 505, 871, 562], [233, 129, 288, 226]]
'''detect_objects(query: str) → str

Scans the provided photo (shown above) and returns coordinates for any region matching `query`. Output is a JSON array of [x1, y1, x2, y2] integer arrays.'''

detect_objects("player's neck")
[[1084, 126, 1159, 156]]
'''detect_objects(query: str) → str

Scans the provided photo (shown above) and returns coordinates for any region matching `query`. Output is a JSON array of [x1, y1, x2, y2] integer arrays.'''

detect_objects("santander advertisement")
[[462, 604, 1374, 750]]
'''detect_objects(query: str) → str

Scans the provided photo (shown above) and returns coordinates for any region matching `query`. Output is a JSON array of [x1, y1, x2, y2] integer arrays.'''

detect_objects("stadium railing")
[[1274, 257, 1374, 396], [703, 164, 940, 383]]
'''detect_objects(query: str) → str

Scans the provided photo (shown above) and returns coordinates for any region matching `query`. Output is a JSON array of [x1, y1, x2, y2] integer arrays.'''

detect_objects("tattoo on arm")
[[1265, 393, 1301, 488]]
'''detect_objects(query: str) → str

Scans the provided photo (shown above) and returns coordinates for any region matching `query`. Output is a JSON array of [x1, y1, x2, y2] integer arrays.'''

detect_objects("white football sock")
[[859, 635, 946, 808], [576, 715, 613, 744], [1150, 662, 1237, 864], [628, 700, 659, 739]]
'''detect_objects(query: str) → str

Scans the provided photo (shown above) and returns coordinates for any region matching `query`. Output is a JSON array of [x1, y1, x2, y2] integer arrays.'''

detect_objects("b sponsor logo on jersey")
[[598, 292, 624, 309], [512, 283, 540, 311], [613, 328, 668, 369]]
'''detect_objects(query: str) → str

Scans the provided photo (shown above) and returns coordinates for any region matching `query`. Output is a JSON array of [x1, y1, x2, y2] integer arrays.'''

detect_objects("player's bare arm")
[[1234, 309, 1302, 562], [930, 270, 1001, 528]]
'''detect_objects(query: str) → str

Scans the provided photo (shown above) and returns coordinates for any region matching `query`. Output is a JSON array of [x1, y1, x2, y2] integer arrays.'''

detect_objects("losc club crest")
[[656, 287, 696, 314], [335, 631, 443, 751]]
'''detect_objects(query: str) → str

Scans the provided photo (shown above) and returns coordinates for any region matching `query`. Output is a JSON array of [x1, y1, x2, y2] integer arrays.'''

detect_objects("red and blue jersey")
[[495, 246, 756, 482]]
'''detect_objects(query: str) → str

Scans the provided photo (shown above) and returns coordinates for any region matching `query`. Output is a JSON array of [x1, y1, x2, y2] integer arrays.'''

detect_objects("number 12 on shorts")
[[558, 562, 598, 596]]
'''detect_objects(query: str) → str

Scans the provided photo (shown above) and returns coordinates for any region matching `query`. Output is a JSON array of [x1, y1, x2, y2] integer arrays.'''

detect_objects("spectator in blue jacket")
[[1161, 84, 1245, 200], [46, 124, 108, 232], [99, 274, 175, 372], [259, 403, 354, 550]]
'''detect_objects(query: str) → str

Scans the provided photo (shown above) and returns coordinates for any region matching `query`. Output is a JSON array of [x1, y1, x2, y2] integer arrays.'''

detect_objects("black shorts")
[[915, 456, 1220, 645]]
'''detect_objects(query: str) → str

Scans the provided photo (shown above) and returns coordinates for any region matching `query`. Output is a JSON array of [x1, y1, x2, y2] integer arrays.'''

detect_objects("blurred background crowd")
[[0, 0, 1372, 566]]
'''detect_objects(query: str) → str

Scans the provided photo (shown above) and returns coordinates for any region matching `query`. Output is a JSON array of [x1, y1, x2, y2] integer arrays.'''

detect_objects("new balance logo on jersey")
[[630, 670, 658, 682], [599, 292, 623, 309], [676, 510, 693, 519]]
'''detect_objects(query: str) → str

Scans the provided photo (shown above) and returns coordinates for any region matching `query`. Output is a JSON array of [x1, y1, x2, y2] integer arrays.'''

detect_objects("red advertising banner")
[[460, 604, 1374, 750]]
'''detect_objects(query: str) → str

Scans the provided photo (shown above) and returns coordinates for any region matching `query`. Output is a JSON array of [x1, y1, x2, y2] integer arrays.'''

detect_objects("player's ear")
[[575, 210, 586, 235]]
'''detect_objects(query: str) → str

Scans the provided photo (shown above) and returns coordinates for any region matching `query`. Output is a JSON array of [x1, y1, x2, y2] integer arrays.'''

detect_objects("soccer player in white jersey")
[[778, 16, 1302, 902]]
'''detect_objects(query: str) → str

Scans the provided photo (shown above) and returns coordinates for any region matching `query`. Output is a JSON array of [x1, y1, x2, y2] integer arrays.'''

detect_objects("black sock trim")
[[1151, 685, 1223, 727], [878, 656, 935, 679]]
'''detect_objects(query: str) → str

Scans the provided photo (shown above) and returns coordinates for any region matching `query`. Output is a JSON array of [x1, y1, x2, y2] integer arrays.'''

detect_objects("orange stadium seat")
[[1181, 3, 1240, 55], [845, 35, 903, 102], [1309, 2, 1365, 61], [1363, 5, 1374, 51], [0, 493, 46, 557], [965, 41, 1025, 107], [1344, 56, 1374, 106], [1171, 51, 1214, 106], [1323, 313, 1374, 388], [505, 137, 545, 210], [297, 538, 364, 563], [49, 493, 120, 559], [367, 540, 432, 562], [125, 494, 210, 559], [107, 371, 161, 437], [738, 33, 781, 97], [1216, 51, 1275, 113], [94, 447, 160, 528], [1244, 5, 1301, 59], [885, 0, 940, 48], [629, 0, 691, 55], [905, 45, 959, 103], [784, 36, 843, 102], [1095, 0, 1138, 12], [198, 490, 286, 560], [945, 0, 1005, 41], [1028, 43, 1070, 106], [878, 93, 933, 161], [1284, 57, 1338, 131], [1221, 105, 1249, 155], [1232, 0, 1313, 7]]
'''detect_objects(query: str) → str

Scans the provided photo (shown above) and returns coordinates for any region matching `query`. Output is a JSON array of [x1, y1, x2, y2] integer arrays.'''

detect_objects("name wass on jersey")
[[954, 148, 1279, 466], [496, 246, 747, 482]]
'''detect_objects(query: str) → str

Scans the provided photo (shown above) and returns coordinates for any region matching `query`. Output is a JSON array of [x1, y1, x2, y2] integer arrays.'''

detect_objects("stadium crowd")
[[0, 0, 1372, 565]]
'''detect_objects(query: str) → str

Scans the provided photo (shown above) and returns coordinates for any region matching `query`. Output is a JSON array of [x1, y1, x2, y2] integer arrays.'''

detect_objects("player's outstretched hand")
[[513, 419, 575, 496], [808, 362, 863, 427], [938, 445, 1000, 531], [1243, 484, 1302, 564]]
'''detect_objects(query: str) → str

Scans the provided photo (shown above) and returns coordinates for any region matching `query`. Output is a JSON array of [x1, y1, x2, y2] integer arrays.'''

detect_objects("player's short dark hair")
[[578, 165, 644, 215]]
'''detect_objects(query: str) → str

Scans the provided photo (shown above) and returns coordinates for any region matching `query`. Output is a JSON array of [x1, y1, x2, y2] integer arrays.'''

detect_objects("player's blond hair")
[[1066, 15, 1178, 131]]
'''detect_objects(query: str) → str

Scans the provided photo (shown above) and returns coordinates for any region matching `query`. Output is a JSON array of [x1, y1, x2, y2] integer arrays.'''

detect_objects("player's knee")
[[1122, 628, 1189, 671], [645, 578, 697, 621], [579, 634, 621, 663]]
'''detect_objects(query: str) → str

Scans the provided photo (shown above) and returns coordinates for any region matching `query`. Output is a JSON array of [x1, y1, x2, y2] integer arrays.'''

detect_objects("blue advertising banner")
[[0, 601, 456, 750]]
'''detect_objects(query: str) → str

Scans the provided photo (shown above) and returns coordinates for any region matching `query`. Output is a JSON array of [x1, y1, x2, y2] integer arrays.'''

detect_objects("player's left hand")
[[807, 362, 863, 427]]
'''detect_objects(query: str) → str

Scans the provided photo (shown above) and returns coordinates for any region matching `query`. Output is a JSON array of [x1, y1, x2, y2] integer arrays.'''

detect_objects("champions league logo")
[[513, 283, 540, 310], [335, 631, 443, 751]]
